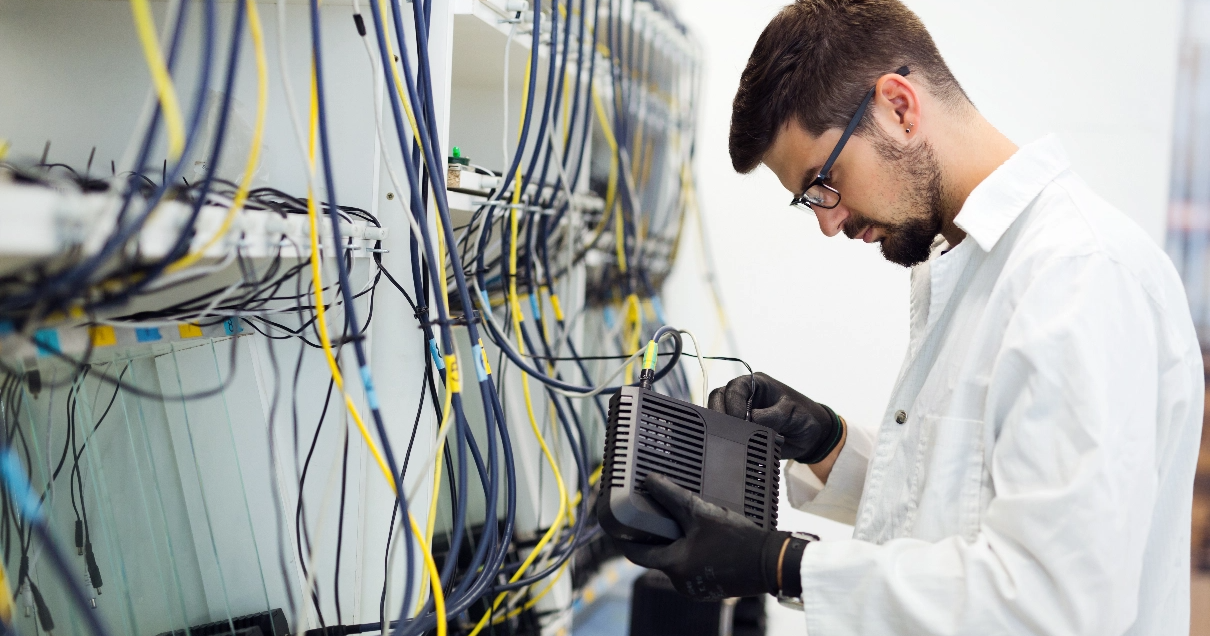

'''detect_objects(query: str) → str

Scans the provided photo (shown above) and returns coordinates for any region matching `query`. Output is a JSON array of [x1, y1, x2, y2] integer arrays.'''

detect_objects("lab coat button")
[[894, 410, 907, 424]]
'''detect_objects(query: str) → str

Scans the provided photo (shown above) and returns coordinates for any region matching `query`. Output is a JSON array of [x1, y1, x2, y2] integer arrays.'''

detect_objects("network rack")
[[0, 0, 713, 634]]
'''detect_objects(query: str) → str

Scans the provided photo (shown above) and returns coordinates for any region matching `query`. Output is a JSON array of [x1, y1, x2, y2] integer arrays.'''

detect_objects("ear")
[[872, 72, 922, 142]]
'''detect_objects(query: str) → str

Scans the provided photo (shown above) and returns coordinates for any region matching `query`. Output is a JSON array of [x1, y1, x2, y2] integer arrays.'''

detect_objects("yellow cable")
[[622, 293, 641, 383], [591, 86, 620, 234], [0, 561, 13, 624], [483, 461, 607, 627], [129, 0, 186, 160], [489, 562, 569, 625], [415, 374, 455, 614], [303, 55, 447, 636], [167, 0, 268, 273], [0, 140, 9, 161]]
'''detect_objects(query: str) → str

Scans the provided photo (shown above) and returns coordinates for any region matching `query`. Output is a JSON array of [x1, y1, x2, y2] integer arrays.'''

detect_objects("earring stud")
[[905, 122, 914, 134]]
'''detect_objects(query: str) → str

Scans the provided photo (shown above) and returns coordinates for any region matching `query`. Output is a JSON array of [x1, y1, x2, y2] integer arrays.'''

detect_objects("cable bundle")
[[0, 1, 730, 635]]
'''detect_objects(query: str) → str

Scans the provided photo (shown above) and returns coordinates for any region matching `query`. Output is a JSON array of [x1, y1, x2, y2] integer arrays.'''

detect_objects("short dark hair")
[[729, 0, 969, 173]]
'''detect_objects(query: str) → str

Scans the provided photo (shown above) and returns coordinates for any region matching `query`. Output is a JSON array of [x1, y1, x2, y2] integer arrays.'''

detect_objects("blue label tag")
[[472, 344, 487, 382], [529, 294, 541, 321], [429, 338, 444, 369], [223, 318, 243, 335], [359, 366, 380, 410], [135, 327, 162, 342], [32, 329, 59, 357], [0, 450, 42, 523], [0, 321, 13, 337]]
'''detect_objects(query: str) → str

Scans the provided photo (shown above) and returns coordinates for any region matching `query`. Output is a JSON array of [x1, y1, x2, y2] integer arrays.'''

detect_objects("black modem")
[[598, 386, 782, 543]]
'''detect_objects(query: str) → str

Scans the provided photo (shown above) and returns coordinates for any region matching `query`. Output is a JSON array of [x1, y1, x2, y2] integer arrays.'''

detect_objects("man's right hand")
[[708, 372, 844, 465]]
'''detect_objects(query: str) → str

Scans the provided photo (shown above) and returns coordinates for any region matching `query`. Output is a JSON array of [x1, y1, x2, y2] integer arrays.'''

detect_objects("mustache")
[[844, 214, 884, 240]]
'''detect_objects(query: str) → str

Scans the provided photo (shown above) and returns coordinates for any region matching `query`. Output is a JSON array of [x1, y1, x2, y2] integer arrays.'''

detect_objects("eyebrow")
[[799, 166, 821, 194]]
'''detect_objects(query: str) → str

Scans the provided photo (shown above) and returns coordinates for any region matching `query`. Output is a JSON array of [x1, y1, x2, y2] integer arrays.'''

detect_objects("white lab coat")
[[785, 136, 1204, 635]]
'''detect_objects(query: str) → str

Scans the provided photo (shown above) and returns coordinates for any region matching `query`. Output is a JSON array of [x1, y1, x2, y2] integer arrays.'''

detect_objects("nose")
[[815, 206, 847, 238]]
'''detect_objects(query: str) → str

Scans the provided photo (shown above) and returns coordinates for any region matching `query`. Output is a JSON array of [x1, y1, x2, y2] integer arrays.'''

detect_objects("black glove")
[[708, 372, 843, 465], [617, 474, 790, 601]]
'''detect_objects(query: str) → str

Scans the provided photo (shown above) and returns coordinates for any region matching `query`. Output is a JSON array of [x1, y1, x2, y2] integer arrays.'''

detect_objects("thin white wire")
[[142, 246, 239, 292], [357, 22, 433, 269], [275, 0, 344, 321], [679, 328, 708, 407], [291, 409, 350, 632]]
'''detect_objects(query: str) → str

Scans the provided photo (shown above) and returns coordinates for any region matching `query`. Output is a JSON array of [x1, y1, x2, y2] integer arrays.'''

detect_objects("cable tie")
[[352, 14, 367, 37]]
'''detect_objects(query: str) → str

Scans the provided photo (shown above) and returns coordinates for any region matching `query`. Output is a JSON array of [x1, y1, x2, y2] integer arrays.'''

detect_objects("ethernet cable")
[[167, 0, 269, 274], [129, 0, 186, 160], [0, 448, 111, 636]]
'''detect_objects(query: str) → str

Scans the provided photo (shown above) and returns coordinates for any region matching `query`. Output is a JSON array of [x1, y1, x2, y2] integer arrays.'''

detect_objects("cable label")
[[429, 338, 445, 369], [472, 344, 488, 382], [478, 338, 492, 376], [444, 355, 460, 393], [360, 366, 380, 410], [642, 340, 659, 370], [529, 294, 541, 321], [549, 293, 565, 322]]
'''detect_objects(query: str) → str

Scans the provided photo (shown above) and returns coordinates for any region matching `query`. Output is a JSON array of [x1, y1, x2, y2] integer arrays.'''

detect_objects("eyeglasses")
[[790, 66, 910, 213]]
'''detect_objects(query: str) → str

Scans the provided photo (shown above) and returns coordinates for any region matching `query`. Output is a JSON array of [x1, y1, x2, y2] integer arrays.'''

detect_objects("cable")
[[128, 0, 186, 159]]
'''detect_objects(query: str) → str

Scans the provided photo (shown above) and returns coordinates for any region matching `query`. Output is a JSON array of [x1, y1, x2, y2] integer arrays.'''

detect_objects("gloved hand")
[[708, 372, 843, 465], [617, 474, 790, 601]]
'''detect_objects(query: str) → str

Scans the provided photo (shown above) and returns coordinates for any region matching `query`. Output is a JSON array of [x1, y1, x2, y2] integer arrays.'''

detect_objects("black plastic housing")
[[155, 609, 289, 636], [598, 386, 782, 543]]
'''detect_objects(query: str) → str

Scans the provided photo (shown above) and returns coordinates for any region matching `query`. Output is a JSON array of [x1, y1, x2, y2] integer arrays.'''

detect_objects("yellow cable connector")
[[642, 338, 659, 371]]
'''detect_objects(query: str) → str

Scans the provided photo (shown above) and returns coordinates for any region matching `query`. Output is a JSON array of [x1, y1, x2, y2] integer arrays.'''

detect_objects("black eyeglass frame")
[[790, 66, 911, 212]]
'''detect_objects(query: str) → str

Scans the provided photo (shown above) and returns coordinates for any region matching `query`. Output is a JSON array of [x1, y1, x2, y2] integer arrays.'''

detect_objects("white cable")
[[678, 328, 708, 407], [357, 25, 433, 269], [142, 247, 239, 292]]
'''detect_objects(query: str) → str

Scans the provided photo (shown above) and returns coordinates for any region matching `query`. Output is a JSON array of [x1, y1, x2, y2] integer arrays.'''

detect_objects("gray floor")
[[571, 560, 645, 635]]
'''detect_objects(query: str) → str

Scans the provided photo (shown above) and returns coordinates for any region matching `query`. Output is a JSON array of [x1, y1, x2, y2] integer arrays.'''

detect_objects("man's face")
[[763, 119, 945, 267]]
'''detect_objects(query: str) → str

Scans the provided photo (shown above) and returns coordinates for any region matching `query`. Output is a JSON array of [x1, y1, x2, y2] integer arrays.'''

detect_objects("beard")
[[850, 134, 946, 268]]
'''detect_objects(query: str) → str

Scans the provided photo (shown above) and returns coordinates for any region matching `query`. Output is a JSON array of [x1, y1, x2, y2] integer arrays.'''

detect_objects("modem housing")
[[598, 386, 782, 543]]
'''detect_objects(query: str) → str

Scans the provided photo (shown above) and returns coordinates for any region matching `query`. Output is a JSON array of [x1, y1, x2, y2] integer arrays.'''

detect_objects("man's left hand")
[[615, 473, 790, 601]]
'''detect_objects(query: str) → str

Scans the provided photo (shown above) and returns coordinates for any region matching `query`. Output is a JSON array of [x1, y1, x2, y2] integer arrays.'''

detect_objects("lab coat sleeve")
[[799, 254, 1162, 636], [784, 423, 877, 525]]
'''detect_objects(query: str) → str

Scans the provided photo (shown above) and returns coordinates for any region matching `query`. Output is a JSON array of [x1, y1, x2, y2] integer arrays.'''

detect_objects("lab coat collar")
[[952, 134, 1070, 252]]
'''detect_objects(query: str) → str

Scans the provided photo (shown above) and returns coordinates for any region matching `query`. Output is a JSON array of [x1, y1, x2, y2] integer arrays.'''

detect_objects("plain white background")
[[659, 0, 1183, 632]]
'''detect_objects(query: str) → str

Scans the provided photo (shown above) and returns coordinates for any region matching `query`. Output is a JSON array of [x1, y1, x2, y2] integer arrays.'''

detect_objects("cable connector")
[[30, 583, 53, 635], [639, 339, 658, 390], [84, 543, 102, 593]]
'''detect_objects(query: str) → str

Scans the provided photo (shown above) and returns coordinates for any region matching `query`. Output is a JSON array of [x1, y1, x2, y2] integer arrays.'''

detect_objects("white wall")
[[660, 1, 1181, 631]]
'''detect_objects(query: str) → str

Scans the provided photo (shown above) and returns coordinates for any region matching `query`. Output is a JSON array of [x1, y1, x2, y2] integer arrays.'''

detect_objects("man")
[[610, 1, 1205, 634]]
